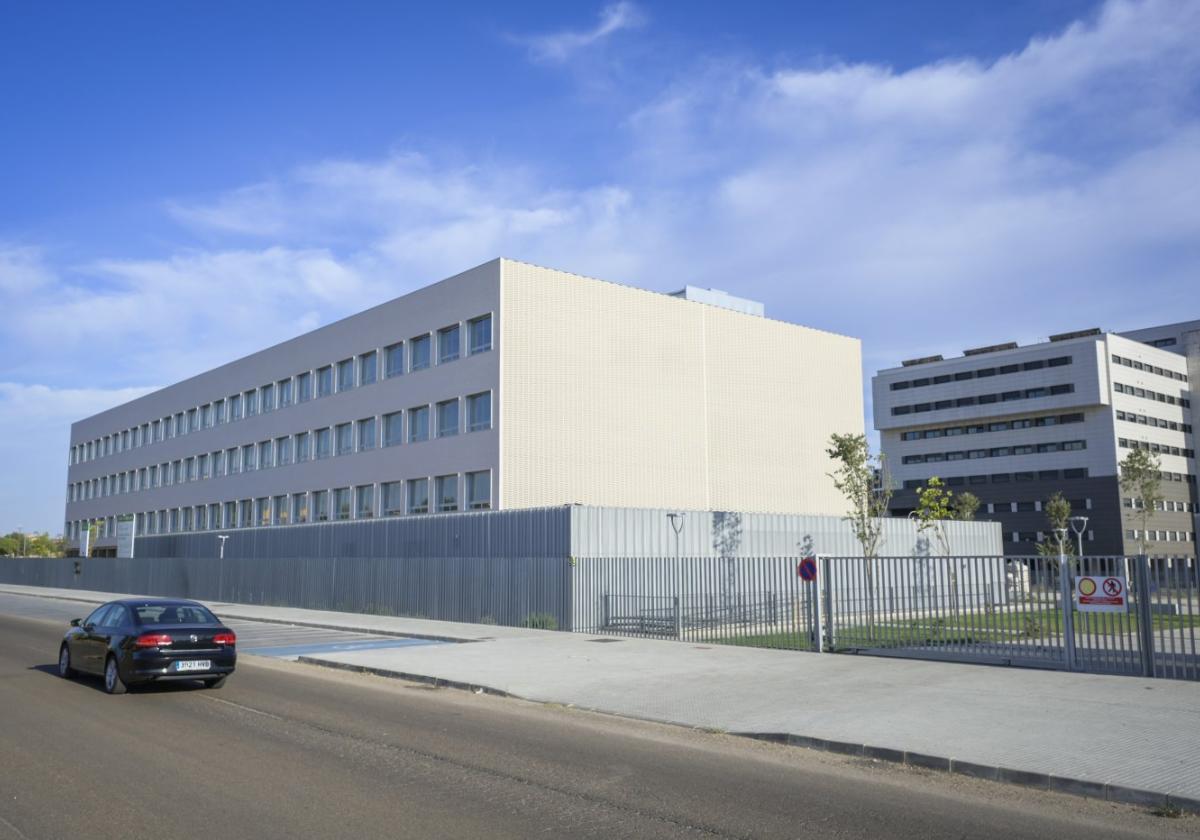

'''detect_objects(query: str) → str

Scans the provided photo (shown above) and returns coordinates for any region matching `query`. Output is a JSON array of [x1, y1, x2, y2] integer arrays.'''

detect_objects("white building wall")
[[500, 260, 863, 516]]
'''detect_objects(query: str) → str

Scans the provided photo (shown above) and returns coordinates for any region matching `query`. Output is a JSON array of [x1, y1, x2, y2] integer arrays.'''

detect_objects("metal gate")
[[819, 555, 1199, 681]]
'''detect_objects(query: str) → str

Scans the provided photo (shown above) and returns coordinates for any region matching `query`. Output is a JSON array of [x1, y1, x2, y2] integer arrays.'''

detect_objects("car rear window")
[[133, 604, 219, 625]]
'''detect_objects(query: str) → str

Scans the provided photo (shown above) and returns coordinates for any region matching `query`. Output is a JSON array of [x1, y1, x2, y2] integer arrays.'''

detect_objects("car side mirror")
[[70, 618, 81, 627], [83, 623, 95, 632]]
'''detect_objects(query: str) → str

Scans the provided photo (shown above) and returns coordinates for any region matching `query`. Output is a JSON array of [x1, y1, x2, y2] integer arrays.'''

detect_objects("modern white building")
[[64, 259, 864, 555], [873, 327, 1197, 558]]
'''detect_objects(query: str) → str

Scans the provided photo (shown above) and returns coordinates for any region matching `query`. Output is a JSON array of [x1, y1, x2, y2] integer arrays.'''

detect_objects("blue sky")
[[3, 0, 1198, 533]]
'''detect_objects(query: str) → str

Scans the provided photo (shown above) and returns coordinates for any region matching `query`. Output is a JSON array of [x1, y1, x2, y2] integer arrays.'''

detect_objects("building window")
[[407, 478, 429, 514], [295, 431, 310, 462], [224, 501, 236, 529], [408, 405, 429, 442], [278, 378, 292, 407], [258, 440, 274, 469], [239, 500, 253, 528], [466, 470, 491, 510], [382, 481, 403, 516], [358, 417, 377, 451], [359, 350, 377, 386], [276, 436, 293, 465], [466, 392, 492, 432], [435, 474, 458, 512], [274, 495, 288, 525], [261, 383, 275, 413], [315, 427, 332, 459], [230, 393, 243, 421], [385, 343, 404, 378], [312, 490, 329, 522], [383, 412, 403, 447], [469, 314, 492, 354], [255, 497, 270, 527], [337, 358, 355, 391], [438, 324, 460, 364], [291, 493, 308, 524], [316, 366, 333, 397], [335, 422, 353, 455], [188, 408, 199, 432], [410, 334, 431, 371], [355, 484, 375, 518], [297, 371, 312, 403], [213, 400, 225, 426], [333, 487, 352, 520], [241, 445, 255, 472], [244, 389, 258, 416], [437, 399, 459, 438]]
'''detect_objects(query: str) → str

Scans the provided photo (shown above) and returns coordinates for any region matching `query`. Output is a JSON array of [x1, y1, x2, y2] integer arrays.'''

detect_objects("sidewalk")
[[5, 583, 1198, 812]]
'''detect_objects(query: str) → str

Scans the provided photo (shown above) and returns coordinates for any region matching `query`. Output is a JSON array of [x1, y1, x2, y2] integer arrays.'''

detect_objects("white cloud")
[[4, 0, 1200, 531], [0, 383, 159, 536], [517, 2, 645, 63]]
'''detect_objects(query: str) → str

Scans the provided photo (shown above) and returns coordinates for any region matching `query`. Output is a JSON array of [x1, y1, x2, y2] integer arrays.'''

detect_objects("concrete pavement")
[[4, 582, 1198, 813]]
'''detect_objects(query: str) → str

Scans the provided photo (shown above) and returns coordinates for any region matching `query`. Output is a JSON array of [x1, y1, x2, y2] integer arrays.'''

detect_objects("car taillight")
[[135, 633, 173, 648], [214, 632, 236, 646]]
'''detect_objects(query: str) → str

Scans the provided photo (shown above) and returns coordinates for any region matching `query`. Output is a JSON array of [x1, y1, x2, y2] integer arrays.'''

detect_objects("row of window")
[[1115, 409, 1192, 433], [68, 314, 493, 466], [1124, 529, 1196, 543], [1111, 353, 1188, 383], [899, 412, 1085, 442], [900, 439, 1087, 465], [67, 393, 492, 502], [1112, 382, 1190, 408], [68, 470, 493, 541], [891, 384, 1075, 416], [1008, 531, 1096, 544], [888, 356, 1073, 391], [1117, 438, 1195, 458], [1123, 498, 1196, 513], [986, 498, 1092, 514], [901, 468, 1092, 489]]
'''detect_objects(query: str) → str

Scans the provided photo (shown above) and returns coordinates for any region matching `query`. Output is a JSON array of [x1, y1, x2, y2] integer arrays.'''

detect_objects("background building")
[[64, 259, 864, 555], [873, 326, 1197, 558]]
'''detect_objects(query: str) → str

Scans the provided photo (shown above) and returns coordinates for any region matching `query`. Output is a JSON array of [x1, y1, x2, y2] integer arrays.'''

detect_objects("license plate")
[[175, 660, 211, 672]]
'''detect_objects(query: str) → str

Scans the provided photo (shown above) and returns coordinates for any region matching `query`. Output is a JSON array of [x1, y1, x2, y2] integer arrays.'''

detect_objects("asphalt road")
[[0, 611, 1196, 840]]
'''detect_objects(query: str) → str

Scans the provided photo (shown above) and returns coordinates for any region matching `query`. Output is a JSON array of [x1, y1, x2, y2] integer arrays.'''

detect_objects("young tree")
[[951, 491, 980, 522], [1120, 448, 1163, 556], [825, 433, 893, 559], [913, 477, 953, 556], [826, 433, 892, 639], [1036, 492, 1074, 558]]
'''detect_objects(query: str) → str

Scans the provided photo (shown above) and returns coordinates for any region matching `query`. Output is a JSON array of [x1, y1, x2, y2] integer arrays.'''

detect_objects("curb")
[[0, 586, 480, 645], [732, 732, 1197, 815], [294, 654, 1198, 817]]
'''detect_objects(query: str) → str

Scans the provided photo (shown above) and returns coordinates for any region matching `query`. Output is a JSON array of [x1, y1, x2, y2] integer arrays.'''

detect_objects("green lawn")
[[703, 605, 1199, 652]]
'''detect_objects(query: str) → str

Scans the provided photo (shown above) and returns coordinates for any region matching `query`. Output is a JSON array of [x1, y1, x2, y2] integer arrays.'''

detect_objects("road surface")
[[0, 602, 1195, 839]]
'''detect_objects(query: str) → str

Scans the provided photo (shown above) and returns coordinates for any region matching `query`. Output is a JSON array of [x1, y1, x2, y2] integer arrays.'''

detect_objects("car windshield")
[[133, 603, 219, 625]]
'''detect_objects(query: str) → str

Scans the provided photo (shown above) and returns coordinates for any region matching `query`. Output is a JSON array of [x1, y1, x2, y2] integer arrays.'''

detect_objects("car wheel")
[[58, 644, 75, 678], [103, 656, 127, 695], [203, 676, 227, 690]]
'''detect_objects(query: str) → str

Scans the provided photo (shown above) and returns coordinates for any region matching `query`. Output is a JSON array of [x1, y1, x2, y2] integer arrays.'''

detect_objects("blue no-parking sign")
[[797, 557, 817, 581]]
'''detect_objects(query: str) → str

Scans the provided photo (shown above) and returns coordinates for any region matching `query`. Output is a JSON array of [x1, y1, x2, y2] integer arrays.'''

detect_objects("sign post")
[[116, 514, 137, 559]]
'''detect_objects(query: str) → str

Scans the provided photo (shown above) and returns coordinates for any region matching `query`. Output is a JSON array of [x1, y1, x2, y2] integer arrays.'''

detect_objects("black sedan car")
[[58, 598, 237, 694]]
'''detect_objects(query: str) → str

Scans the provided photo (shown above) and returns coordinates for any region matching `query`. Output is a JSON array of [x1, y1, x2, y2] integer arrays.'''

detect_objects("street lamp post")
[[217, 534, 230, 560], [1055, 526, 1076, 671], [666, 513, 685, 639], [1069, 516, 1089, 560]]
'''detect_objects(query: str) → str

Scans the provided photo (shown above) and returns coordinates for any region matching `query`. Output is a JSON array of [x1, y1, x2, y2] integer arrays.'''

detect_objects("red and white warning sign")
[[1076, 576, 1127, 613]]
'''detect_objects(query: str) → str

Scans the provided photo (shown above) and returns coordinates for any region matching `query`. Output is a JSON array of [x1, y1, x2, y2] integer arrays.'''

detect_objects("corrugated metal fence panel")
[[568, 507, 1004, 558], [133, 506, 573, 560], [0, 554, 573, 629]]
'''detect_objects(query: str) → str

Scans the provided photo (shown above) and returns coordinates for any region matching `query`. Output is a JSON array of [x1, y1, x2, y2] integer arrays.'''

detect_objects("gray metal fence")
[[821, 555, 1198, 681], [0, 555, 572, 630], [1, 552, 1195, 680]]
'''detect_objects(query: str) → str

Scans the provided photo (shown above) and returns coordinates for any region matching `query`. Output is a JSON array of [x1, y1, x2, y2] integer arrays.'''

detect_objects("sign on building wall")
[[116, 514, 137, 559]]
